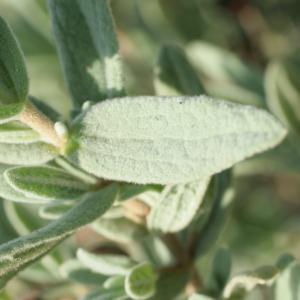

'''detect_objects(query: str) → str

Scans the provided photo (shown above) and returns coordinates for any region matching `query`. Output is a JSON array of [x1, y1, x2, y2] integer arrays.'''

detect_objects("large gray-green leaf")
[[0, 142, 58, 165], [0, 184, 117, 289], [77, 248, 135, 276], [223, 265, 279, 299], [5, 166, 89, 201], [125, 262, 157, 300], [92, 217, 147, 244], [73, 96, 286, 184], [0, 122, 40, 144], [265, 54, 300, 137], [0, 16, 28, 123], [148, 179, 210, 233], [154, 45, 205, 96], [48, 0, 124, 109]]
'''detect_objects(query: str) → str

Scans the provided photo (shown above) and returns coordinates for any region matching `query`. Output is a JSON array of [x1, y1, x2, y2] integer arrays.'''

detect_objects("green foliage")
[[0, 184, 117, 288], [48, 0, 124, 110], [0, 0, 298, 299], [0, 142, 58, 165], [77, 249, 135, 276], [155, 45, 205, 96], [0, 16, 28, 123], [148, 179, 210, 233], [72, 95, 286, 184], [4, 166, 89, 201], [125, 262, 157, 300]]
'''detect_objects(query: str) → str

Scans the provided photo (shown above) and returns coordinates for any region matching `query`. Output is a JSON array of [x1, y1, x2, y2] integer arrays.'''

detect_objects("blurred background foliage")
[[1, 0, 300, 299]]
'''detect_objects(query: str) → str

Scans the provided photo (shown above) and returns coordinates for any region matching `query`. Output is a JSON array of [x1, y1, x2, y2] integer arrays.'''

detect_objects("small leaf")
[[0, 121, 40, 144], [189, 294, 215, 300], [92, 217, 147, 244], [0, 142, 58, 165], [187, 42, 264, 107], [0, 184, 117, 288], [48, 0, 124, 109], [154, 45, 205, 96], [125, 262, 157, 300], [207, 248, 232, 296], [148, 179, 210, 233], [0, 164, 42, 203], [77, 249, 135, 276], [103, 275, 125, 289], [4, 166, 89, 201], [265, 54, 300, 137], [273, 258, 300, 300], [82, 288, 127, 300], [39, 203, 74, 220], [0, 16, 28, 122], [223, 265, 279, 299], [60, 259, 107, 285], [73, 96, 286, 185]]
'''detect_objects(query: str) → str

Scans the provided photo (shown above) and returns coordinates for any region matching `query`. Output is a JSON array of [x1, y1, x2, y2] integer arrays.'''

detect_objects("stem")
[[19, 101, 66, 151]]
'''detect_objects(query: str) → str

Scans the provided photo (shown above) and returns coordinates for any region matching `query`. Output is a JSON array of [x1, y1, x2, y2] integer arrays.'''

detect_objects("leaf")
[[207, 248, 232, 296], [48, 0, 124, 109], [92, 217, 147, 244], [72, 96, 286, 185], [154, 45, 205, 96], [196, 171, 232, 257], [103, 275, 125, 289], [77, 249, 135, 276], [0, 121, 40, 144], [39, 203, 74, 220], [60, 259, 107, 285], [125, 262, 157, 300], [149, 269, 189, 300], [223, 265, 279, 299], [0, 142, 58, 165], [0, 184, 117, 289], [265, 54, 300, 137], [82, 288, 127, 300], [0, 164, 42, 203], [186, 42, 264, 107], [0, 16, 28, 122], [148, 179, 210, 233], [189, 294, 215, 300], [4, 166, 89, 201], [273, 255, 300, 300]]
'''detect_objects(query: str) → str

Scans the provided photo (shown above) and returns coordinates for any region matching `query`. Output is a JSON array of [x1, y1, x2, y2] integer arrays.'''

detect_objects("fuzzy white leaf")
[[0, 142, 58, 165], [77, 249, 135, 276], [148, 179, 210, 233], [0, 122, 40, 144], [74, 96, 286, 184]]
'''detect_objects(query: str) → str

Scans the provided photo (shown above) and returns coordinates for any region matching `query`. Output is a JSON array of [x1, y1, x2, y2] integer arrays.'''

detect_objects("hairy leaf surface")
[[48, 0, 123, 109], [0, 142, 57, 165], [5, 166, 89, 201], [148, 179, 210, 233], [74, 96, 286, 184], [0, 16, 28, 122], [77, 249, 135, 276], [0, 184, 117, 288]]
